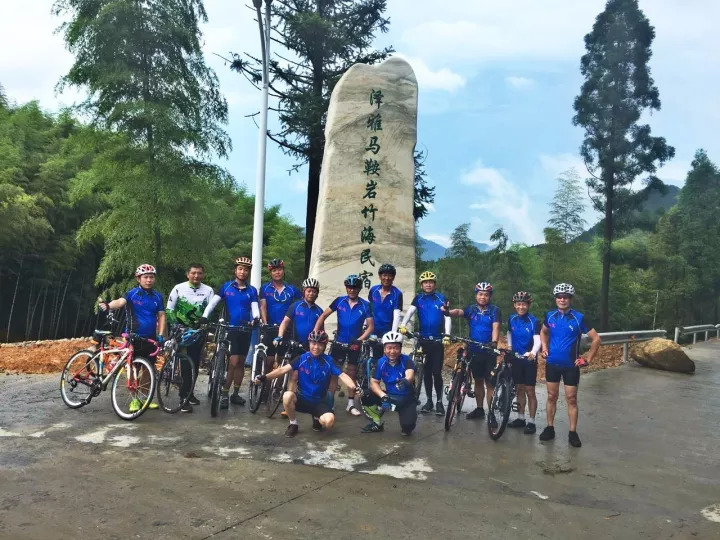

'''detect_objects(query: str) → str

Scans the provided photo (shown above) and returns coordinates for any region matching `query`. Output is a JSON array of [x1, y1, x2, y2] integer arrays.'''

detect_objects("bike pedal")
[[444, 385, 450, 396], [467, 391, 475, 398], [511, 403, 519, 412]]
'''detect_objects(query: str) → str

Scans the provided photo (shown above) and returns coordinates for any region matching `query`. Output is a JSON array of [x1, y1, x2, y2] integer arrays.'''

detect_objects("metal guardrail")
[[593, 329, 667, 363], [673, 324, 720, 344]]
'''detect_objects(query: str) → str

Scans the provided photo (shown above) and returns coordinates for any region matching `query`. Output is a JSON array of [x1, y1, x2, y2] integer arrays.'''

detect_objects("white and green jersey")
[[166, 282, 214, 328]]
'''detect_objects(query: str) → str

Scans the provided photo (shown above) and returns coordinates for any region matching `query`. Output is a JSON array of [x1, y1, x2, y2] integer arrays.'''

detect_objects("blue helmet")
[[344, 274, 363, 289], [179, 328, 201, 347]]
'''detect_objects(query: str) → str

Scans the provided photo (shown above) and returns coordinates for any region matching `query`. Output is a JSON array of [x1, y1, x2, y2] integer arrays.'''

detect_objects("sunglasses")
[[555, 294, 572, 300]]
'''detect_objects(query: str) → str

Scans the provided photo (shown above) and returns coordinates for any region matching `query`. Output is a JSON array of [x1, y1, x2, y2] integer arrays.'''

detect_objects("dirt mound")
[[0, 338, 94, 374]]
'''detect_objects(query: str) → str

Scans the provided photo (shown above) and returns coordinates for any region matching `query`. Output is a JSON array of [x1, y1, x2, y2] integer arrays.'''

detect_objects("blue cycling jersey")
[[508, 313, 540, 357], [217, 280, 259, 325], [373, 354, 415, 397], [543, 309, 591, 368], [261, 282, 301, 325], [368, 285, 403, 336], [464, 304, 502, 352], [410, 292, 447, 338], [329, 296, 373, 343], [124, 287, 164, 338], [286, 300, 324, 344], [291, 352, 342, 403]]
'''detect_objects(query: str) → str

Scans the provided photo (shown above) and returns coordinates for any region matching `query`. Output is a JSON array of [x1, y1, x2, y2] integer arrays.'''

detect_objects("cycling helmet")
[[381, 331, 403, 345], [512, 291, 533, 303], [378, 263, 397, 277], [267, 258, 284, 270], [179, 328, 202, 346], [302, 278, 320, 290], [234, 256, 252, 268], [475, 282, 493, 293], [308, 330, 329, 344], [419, 271, 436, 282], [553, 283, 575, 297], [344, 274, 363, 289], [135, 264, 156, 277]]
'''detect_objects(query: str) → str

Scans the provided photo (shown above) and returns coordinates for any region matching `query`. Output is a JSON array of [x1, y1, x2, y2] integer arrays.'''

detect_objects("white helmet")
[[135, 263, 156, 277], [302, 278, 319, 290], [382, 331, 403, 345], [553, 283, 575, 296]]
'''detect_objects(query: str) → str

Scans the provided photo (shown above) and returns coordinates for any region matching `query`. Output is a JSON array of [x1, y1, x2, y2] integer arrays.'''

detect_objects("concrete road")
[[1, 342, 719, 539]]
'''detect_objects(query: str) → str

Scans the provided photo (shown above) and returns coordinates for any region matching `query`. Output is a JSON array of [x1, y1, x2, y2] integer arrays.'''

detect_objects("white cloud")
[[394, 55, 465, 92], [539, 153, 586, 177], [506, 76, 535, 89], [657, 159, 690, 186], [461, 161, 542, 245], [423, 234, 451, 248]]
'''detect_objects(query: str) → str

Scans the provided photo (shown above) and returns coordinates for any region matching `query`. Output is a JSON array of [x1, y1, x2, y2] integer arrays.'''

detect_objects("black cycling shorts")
[[330, 343, 360, 367], [260, 326, 283, 357], [511, 361, 538, 386], [469, 350, 495, 384], [545, 364, 580, 386], [228, 330, 251, 356], [294, 395, 332, 417]]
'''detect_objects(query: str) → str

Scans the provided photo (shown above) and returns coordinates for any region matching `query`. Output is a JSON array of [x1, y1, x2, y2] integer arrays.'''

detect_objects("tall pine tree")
[[573, 0, 674, 330]]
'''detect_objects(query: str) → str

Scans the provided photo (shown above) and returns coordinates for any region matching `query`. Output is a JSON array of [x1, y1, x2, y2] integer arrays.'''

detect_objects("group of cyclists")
[[98, 256, 601, 448]]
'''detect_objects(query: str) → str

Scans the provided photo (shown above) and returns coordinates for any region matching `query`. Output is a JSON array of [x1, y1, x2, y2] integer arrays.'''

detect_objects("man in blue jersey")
[[506, 291, 541, 434], [399, 271, 451, 415], [201, 257, 259, 409], [255, 330, 361, 437], [276, 278, 324, 348], [540, 283, 601, 448], [259, 258, 301, 359], [361, 331, 417, 435], [314, 274, 374, 416], [368, 263, 403, 358], [99, 263, 165, 412], [445, 282, 501, 421]]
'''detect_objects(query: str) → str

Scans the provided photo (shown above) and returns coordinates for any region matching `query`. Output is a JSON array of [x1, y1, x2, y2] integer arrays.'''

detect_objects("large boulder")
[[630, 338, 695, 373]]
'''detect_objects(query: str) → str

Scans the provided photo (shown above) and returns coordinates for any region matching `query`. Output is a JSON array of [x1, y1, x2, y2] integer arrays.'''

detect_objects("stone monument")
[[308, 57, 418, 333]]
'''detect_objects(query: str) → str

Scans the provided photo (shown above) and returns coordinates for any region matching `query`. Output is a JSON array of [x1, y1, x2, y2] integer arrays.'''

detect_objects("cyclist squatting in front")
[[166, 262, 215, 411], [314, 274, 374, 416], [361, 331, 417, 435], [399, 271, 451, 416], [506, 291, 542, 434], [98, 263, 166, 412], [445, 282, 502, 420], [255, 330, 361, 438], [540, 283, 602, 448], [201, 257, 259, 410]]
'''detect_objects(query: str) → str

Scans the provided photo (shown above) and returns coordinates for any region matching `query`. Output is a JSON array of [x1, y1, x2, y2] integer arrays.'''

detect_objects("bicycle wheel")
[[488, 372, 513, 440], [110, 357, 157, 421], [413, 358, 425, 404], [248, 348, 267, 413], [444, 369, 465, 431], [60, 350, 100, 409], [267, 370, 288, 418], [210, 348, 227, 418], [156, 353, 195, 413]]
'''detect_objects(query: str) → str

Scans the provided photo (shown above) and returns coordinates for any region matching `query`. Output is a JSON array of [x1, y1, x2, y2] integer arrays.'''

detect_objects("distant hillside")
[[577, 183, 680, 241], [419, 237, 490, 261]]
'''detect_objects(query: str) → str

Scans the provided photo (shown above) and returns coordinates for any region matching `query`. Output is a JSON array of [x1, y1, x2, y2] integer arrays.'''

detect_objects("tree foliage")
[[230, 0, 393, 270], [573, 0, 674, 330], [547, 168, 586, 243]]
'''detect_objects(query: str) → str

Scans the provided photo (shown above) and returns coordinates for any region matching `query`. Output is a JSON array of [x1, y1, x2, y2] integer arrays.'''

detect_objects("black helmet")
[[512, 291, 532, 303], [267, 258, 284, 270], [378, 263, 396, 277], [344, 274, 363, 289]]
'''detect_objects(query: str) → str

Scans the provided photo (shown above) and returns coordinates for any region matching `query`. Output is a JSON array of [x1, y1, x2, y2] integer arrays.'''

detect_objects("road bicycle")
[[443, 337, 479, 431], [248, 323, 278, 413], [402, 331, 430, 404], [60, 314, 159, 421], [266, 338, 305, 418], [486, 345, 524, 441], [206, 320, 252, 418], [354, 336, 380, 419], [155, 325, 199, 413]]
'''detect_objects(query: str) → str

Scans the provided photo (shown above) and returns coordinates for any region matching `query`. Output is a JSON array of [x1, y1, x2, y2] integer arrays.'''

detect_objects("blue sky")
[[2, 0, 719, 247]]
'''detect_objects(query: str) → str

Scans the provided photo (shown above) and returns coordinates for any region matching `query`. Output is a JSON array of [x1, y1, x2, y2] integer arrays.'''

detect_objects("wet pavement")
[[1, 341, 719, 539]]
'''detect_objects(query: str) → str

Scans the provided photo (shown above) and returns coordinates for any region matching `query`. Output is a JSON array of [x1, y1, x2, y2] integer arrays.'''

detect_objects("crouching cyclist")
[[361, 331, 417, 436], [255, 330, 361, 438]]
